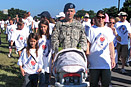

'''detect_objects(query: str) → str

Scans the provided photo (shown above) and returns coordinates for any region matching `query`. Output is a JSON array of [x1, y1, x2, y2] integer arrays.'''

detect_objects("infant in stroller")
[[53, 48, 88, 87]]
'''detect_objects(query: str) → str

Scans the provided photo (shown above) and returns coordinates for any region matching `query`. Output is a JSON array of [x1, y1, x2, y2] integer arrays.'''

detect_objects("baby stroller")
[[53, 48, 88, 87]]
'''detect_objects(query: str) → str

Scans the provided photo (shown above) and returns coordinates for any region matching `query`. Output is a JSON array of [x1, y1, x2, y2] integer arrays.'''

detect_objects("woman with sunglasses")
[[87, 10, 115, 87], [108, 17, 121, 69]]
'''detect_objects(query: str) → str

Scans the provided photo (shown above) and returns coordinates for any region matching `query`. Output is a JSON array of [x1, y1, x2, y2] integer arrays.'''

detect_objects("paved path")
[[111, 64, 131, 87]]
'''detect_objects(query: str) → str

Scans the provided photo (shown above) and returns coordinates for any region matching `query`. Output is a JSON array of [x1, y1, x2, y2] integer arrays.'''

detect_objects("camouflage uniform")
[[51, 19, 87, 53]]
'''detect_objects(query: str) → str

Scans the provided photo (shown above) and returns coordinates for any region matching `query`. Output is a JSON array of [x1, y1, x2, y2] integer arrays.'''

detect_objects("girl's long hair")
[[38, 19, 50, 39], [26, 33, 39, 57]]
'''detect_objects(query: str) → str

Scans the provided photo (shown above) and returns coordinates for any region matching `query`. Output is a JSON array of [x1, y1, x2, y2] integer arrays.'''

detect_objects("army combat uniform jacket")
[[51, 19, 87, 53]]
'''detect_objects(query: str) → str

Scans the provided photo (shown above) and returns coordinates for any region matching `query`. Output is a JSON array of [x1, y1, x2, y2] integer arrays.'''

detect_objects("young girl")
[[38, 19, 52, 86], [17, 33, 44, 87]]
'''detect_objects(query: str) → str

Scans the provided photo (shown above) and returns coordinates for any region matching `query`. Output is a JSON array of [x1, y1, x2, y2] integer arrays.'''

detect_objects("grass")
[[0, 32, 24, 87]]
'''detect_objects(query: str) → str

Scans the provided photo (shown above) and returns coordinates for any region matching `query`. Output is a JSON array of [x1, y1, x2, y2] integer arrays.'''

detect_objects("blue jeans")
[[89, 69, 111, 87], [39, 73, 46, 87]]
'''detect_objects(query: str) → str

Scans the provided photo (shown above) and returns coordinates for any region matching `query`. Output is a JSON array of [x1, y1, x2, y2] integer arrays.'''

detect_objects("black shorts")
[[8, 41, 15, 48]]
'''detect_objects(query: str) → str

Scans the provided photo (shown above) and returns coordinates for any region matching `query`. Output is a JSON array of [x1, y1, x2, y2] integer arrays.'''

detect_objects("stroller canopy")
[[53, 48, 87, 73]]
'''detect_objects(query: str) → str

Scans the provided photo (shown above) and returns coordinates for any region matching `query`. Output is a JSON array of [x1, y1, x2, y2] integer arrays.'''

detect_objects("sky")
[[0, 0, 125, 18]]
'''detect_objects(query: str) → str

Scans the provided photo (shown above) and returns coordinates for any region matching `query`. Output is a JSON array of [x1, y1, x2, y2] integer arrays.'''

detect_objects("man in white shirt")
[[115, 12, 131, 73], [82, 13, 91, 28], [82, 13, 91, 36], [87, 10, 115, 87], [56, 12, 65, 21]]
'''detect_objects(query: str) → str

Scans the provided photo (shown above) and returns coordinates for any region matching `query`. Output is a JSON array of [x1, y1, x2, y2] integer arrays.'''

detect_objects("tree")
[[0, 11, 8, 20], [120, 0, 131, 21], [8, 8, 27, 18], [76, 9, 96, 19], [103, 6, 118, 17]]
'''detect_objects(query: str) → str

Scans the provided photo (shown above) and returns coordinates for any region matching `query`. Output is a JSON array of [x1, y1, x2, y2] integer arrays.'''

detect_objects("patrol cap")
[[64, 3, 75, 13]]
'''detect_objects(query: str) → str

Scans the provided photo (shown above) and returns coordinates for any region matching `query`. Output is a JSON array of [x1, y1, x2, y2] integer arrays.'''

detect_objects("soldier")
[[51, 3, 87, 54]]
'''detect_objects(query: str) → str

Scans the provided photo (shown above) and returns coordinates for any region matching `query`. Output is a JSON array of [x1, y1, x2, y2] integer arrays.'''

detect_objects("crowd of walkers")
[[0, 2, 131, 87]]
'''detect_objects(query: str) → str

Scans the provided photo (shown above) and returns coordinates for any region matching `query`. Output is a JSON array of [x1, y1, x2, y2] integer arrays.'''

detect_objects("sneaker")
[[8, 53, 12, 58], [120, 69, 127, 74], [15, 51, 18, 54]]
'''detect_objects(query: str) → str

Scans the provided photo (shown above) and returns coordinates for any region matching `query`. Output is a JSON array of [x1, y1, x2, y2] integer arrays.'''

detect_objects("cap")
[[56, 12, 65, 18], [38, 11, 51, 19], [105, 13, 109, 22], [64, 3, 75, 13], [84, 14, 89, 18], [118, 11, 128, 16]]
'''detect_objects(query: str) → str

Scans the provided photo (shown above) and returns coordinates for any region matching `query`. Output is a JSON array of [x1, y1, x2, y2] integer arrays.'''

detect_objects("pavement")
[[111, 63, 131, 87], [49, 63, 131, 87]]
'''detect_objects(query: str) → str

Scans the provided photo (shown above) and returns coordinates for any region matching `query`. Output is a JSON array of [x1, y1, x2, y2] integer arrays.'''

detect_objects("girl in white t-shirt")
[[18, 33, 44, 87], [38, 19, 52, 86]]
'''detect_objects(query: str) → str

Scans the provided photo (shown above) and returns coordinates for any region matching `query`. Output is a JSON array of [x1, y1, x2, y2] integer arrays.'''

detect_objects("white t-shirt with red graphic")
[[38, 35, 51, 73], [11, 29, 28, 51], [87, 26, 115, 69], [6, 24, 17, 41], [115, 20, 131, 45], [34, 20, 40, 29], [27, 16, 34, 29], [22, 18, 30, 28], [17, 49, 43, 74]]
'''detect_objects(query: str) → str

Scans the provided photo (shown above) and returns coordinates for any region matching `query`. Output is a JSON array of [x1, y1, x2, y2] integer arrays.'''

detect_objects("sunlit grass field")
[[0, 32, 23, 87]]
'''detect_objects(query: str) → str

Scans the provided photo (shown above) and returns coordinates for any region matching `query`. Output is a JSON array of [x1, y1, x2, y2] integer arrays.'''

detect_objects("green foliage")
[[103, 6, 118, 17], [76, 9, 87, 18], [0, 11, 8, 20], [0, 8, 27, 20], [76, 7, 118, 19], [8, 8, 27, 18], [76, 9, 96, 19]]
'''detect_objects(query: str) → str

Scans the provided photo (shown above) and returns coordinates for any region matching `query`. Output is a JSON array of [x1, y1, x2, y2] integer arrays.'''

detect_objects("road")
[[111, 63, 131, 87]]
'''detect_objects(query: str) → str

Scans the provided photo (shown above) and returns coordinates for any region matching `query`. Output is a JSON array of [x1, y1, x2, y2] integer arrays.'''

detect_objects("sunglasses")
[[97, 16, 105, 19], [109, 22, 115, 24], [84, 17, 89, 18]]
